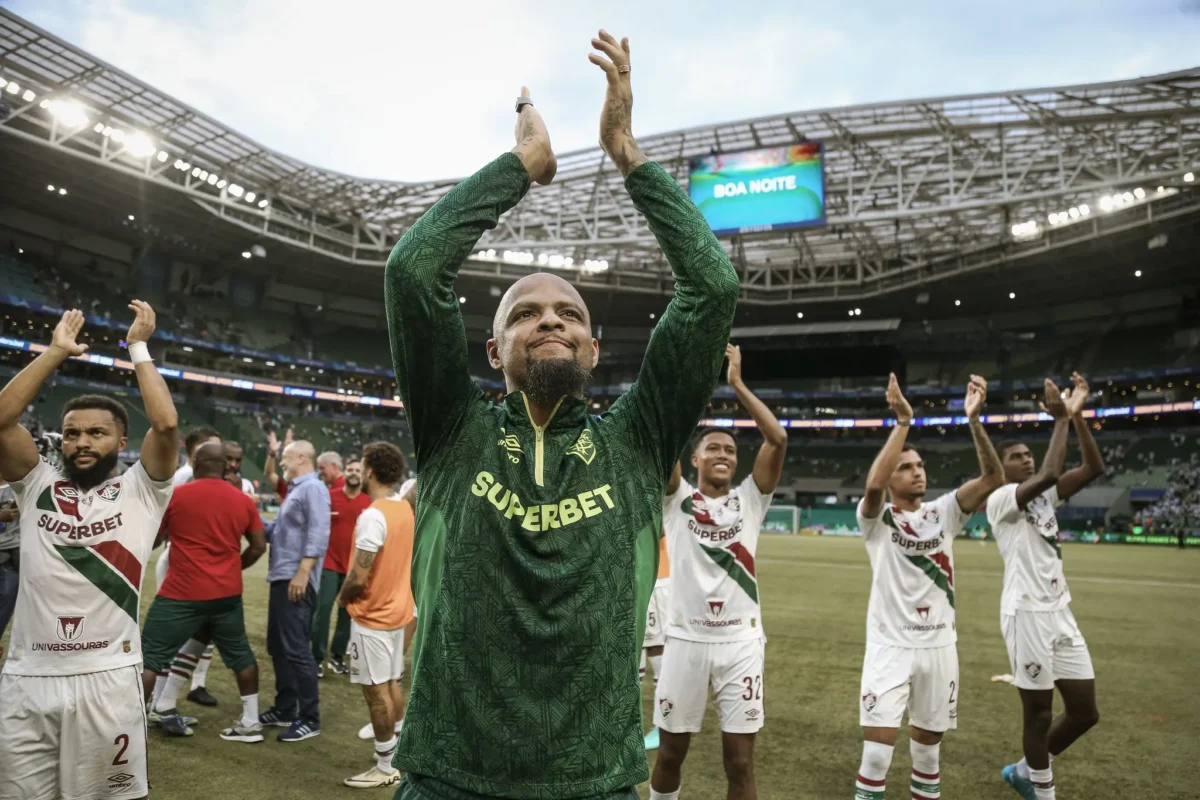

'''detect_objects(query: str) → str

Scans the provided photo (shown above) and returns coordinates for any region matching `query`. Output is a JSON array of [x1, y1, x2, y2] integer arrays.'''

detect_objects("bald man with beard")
[[382, 31, 739, 800]]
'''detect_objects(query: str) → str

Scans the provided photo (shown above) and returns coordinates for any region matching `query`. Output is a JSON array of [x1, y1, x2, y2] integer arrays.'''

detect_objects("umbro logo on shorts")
[[745, 708, 760, 719], [108, 773, 134, 790]]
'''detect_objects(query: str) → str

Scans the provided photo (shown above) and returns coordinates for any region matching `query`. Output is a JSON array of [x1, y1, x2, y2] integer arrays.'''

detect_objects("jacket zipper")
[[521, 394, 565, 487]]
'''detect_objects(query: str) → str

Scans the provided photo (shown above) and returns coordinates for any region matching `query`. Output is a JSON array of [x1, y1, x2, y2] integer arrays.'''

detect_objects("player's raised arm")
[[1056, 373, 1105, 500], [385, 88, 556, 468], [593, 31, 740, 478], [861, 373, 913, 519], [665, 461, 682, 496], [954, 375, 1005, 513], [726, 344, 787, 493], [125, 301, 179, 481], [0, 310, 89, 482], [1012, 380, 1073, 510]]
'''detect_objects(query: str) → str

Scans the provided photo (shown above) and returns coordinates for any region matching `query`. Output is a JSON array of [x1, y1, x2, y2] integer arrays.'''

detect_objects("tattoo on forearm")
[[970, 419, 1002, 475]]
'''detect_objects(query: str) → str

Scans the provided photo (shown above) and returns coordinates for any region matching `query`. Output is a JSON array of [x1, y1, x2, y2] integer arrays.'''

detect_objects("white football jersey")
[[662, 475, 771, 643], [857, 492, 969, 649], [4, 458, 173, 676], [987, 483, 1070, 614]]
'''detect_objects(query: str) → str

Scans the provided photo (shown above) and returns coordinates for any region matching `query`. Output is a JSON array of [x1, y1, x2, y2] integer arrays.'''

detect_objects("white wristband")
[[128, 342, 152, 365]]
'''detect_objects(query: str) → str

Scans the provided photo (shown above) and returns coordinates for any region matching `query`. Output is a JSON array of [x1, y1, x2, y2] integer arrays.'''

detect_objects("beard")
[[63, 449, 121, 490], [346, 477, 361, 489], [524, 356, 591, 408]]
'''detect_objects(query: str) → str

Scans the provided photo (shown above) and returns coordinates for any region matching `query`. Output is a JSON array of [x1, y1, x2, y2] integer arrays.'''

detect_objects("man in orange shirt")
[[337, 442, 416, 789], [641, 529, 671, 751]]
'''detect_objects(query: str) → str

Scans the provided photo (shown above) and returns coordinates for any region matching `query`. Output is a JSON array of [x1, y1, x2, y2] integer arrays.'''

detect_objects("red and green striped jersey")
[[4, 458, 173, 676], [857, 492, 970, 649], [662, 475, 771, 643], [385, 153, 739, 798]]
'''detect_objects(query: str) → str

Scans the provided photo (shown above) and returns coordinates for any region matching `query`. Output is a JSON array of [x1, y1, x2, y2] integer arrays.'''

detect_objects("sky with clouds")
[[9, 0, 1200, 181]]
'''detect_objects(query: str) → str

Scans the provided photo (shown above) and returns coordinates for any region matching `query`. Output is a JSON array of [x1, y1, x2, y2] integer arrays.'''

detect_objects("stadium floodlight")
[[847, 310, 854, 317], [180, 162, 190, 171], [93, 122, 104, 133], [955, 300, 961, 306], [228, 184, 244, 197], [1121, 191, 1134, 203], [243, 357, 253, 363], [796, 312, 804, 319], [1009, 292, 1016, 299], [1133, 187, 1146, 199], [58, 188, 66, 196], [1068, 207, 1080, 219], [5, 81, 17, 94], [126, 132, 156, 158], [257, 199, 268, 208], [1185, 172, 1195, 183], [458, 296, 466, 304], [854, 308, 862, 316], [1079, 204, 1090, 215], [216, 179, 227, 189], [101, 126, 113, 137], [649, 313, 656, 320], [191, 167, 201, 178], [157, 150, 169, 162], [198, 170, 209, 181], [110, 129, 126, 143], [251, 245, 266, 258], [22, 89, 35, 102], [1099, 195, 1114, 212], [241, 251, 251, 259], [1135, 270, 1142, 277], [206, 173, 218, 185], [127, 215, 135, 221], [1047, 213, 1059, 225], [46, 184, 54, 191], [39, 99, 50, 109], [48, 100, 88, 129], [244, 192, 256, 202]]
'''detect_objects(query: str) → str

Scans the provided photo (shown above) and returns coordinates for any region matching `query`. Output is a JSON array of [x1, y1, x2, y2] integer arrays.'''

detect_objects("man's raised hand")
[[511, 86, 557, 186], [50, 309, 89, 358], [726, 343, 743, 386], [125, 300, 157, 345], [589, 29, 646, 177], [1063, 372, 1090, 417], [886, 372, 913, 422], [1040, 379, 1068, 419], [964, 374, 988, 419]]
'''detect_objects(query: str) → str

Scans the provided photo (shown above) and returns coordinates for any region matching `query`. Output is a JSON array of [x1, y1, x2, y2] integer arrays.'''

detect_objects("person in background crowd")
[[317, 451, 344, 488], [0, 477, 17, 640], [141, 442, 267, 741], [259, 440, 331, 742], [263, 427, 294, 502], [223, 441, 258, 498], [312, 457, 370, 678]]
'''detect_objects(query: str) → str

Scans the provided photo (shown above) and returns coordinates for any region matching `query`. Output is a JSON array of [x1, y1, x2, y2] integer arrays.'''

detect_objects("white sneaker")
[[357, 719, 403, 741], [220, 721, 265, 743], [344, 766, 402, 788]]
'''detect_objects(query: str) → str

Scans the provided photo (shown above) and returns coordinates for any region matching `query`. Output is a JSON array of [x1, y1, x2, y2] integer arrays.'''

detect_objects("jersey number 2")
[[113, 734, 130, 766], [741, 675, 762, 701]]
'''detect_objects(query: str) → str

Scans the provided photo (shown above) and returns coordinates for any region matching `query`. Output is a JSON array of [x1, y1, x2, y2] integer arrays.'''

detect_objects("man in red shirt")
[[311, 455, 371, 677], [141, 441, 268, 742]]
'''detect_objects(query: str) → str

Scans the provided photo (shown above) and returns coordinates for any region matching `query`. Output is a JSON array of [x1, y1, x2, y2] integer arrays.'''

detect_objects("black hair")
[[362, 442, 406, 486], [997, 440, 1025, 458], [61, 394, 129, 437], [692, 426, 737, 452], [184, 427, 221, 456], [901, 443, 917, 453]]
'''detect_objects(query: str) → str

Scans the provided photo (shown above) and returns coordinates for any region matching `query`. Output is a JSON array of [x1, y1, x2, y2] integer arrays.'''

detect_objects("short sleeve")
[[1046, 485, 1063, 509], [736, 474, 772, 525], [353, 508, 388, 554], [986, 483, 1019, 526], [243, 494, 264, 533], [662, 480, 693, 542], [937, 490, 972, 534], [856, 498, 887, 542], [9, 458, 58, 507], [126, 460, 175, 517]]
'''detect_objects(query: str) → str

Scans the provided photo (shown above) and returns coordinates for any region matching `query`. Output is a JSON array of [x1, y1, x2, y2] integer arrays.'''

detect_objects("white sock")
[[394, 718, 404, 733], [155, 639, 205, 713], [190, 643, 214, 690], [648, 789, 680, 800], [649, 655, 663, 687], [639, 649, 647, 681], [1030, 766, 1055, 799], [910, 740, 941, 799], [150, 672, 168, 709], [375, 735, 399, 774], [240, 694, 259, 728], [855, 741, 893, 799], [1018, 753, 1053, 780]]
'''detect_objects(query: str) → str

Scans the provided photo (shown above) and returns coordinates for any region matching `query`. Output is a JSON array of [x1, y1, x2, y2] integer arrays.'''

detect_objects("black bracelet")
[[515, 97, 533, 113]]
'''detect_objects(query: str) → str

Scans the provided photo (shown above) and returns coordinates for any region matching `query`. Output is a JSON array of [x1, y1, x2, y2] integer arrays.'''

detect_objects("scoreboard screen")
[[688, 143, 826, 236]]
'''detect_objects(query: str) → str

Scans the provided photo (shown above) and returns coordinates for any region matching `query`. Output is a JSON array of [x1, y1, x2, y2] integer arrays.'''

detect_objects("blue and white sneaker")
[[643, 728, 660, 751], [147, 709, 198, 727], [258, 707, 296, 728], [156, 711, 194, 738], [1002, 763, 1037, 800], [278, 718, 321, 743]]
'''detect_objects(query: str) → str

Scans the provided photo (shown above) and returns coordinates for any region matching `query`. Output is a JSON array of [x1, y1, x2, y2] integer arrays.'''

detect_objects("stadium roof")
[[2, 7, 1199, 304]]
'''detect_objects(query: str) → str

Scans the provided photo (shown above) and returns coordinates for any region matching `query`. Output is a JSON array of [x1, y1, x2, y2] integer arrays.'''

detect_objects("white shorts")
[[643, 580, 670, 649], [348, 620, 405, 686], [0, 666, 147, 800], [859, 641, 959, 733], [1002, 608, 1094, 691], [653, 636, 765, 734], [154, 544, 169, 591]]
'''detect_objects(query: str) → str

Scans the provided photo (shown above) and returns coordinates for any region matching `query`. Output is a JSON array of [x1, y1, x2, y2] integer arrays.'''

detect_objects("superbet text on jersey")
[[4, 458, 173, 676], [856, 492, 971, 649]]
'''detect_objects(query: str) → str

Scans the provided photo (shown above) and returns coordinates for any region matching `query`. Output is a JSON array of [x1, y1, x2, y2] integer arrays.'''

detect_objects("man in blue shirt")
[[260, 439, 330, 742]]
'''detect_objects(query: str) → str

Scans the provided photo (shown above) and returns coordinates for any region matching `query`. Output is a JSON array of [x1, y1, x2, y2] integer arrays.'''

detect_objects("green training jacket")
[[385, 152, 739, 799]]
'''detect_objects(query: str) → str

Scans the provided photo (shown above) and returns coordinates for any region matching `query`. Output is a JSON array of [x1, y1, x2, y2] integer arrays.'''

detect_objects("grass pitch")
[[5, 536, 1196, 799]]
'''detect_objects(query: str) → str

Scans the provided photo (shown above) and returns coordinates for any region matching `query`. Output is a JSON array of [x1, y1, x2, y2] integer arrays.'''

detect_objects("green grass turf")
[[5, 537, 1197, 798]]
